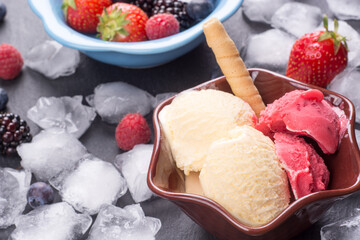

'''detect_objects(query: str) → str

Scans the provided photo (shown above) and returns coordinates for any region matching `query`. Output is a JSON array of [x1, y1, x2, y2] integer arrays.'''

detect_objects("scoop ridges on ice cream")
[[257, 89, 346, 154], [199, 126, 290, 226], [159, 89, 256, 174], [274, 133, 330, 199]]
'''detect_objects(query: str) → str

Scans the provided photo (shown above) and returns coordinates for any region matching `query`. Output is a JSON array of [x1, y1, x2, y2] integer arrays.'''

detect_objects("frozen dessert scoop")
[[257, 89, 347, 154], [159, 89, 256, 175], [274, 132, 330, 199], [199, 126, 290, 226]]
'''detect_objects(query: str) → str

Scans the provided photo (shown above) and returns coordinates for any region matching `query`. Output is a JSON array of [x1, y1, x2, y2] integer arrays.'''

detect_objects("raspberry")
[[145, 13, 180, 40], [0, 44, 24, 80], [115, 113, 151, 151]]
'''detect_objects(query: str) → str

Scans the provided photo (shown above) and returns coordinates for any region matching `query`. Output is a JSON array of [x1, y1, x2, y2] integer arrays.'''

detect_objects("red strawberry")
[[286, 16, 348, 87], [115, 113, 151, 151], [97, 3, 148, 42], [0, 44, 24, 80], [62, 0, 112, 33], [145, 13, 180, 40]]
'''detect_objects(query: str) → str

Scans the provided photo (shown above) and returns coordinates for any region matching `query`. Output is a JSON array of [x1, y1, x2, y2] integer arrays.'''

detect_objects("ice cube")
[[9, 202, 92, 240], [326, 0, 360, 21], [25, 40, 80, 79], [271, 2, 322, 38], [328, 69, 360, 123], [321, 212, 360, 240], [27, 95, 96, 138], [242, 0, 292, 24], [152, 93, 177, 108], [17, 129, 87, 181], [50, 154, 127, 215], [114, 144, 155, 203], [87, 82, 155, 124], [87, 204, 161, 240], [0, 168, 31, 229], [245, 29, 296, 74]]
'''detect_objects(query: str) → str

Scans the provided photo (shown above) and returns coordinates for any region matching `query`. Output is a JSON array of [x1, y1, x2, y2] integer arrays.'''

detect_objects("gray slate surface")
[[1, 0, 360, 239]]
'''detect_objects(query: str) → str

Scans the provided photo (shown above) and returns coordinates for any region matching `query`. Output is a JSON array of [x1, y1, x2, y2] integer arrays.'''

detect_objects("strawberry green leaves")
[[318, 15, 348, 55], [97, 8, 131, 41]]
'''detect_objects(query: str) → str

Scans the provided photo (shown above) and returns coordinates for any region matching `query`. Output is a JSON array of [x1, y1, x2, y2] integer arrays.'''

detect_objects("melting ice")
[[115, 144, 155, 203], [87, 204, 161, 240], [25, 40, 80, 79], [27, 95, 96, 138]]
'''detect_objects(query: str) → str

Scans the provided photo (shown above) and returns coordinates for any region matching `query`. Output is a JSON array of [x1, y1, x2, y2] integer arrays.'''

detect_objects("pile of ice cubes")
[[24, 81, 174, 130], [17, 128, 159, 206], [6, 125, 162, 238], [25, 40, 176, 126], [0, 125, 161, 240], [5, 48, 174, 237]]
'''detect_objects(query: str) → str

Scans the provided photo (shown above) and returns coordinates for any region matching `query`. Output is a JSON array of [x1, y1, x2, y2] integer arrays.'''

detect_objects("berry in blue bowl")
[[27, 0, 244, 68]]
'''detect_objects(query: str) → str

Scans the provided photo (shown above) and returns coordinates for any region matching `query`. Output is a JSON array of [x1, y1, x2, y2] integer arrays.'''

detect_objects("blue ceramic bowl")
[[28, 0, 243, 68]]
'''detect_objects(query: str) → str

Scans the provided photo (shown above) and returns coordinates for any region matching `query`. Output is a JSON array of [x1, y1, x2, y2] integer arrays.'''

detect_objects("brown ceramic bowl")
[[148, 68, 360, 240]]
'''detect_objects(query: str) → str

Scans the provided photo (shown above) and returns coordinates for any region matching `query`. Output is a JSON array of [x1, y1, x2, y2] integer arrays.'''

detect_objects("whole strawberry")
[[115, 113, 151, 151], [62, 0, 112, 33], [286, 16, 348, 87], [97, 3, 148, 42], [146, 13, 180, 40], [0, 44, 23, 80]]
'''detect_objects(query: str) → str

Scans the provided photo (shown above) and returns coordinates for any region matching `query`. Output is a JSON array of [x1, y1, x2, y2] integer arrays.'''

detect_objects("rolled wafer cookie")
[[203, 18, 265, 117]]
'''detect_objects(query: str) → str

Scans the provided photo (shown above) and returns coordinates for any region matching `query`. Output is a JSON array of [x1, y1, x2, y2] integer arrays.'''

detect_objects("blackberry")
[[152, 0, 193, 31], [130, 0, 154, 17], [0, 113, 32, 155]]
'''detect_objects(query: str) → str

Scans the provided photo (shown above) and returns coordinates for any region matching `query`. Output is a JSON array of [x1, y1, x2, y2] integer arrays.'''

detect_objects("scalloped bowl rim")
[[27, 0, 243, 54], [148, 68, 360, 235]]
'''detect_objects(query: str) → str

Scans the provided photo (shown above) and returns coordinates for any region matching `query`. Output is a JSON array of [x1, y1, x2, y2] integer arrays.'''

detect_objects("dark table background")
[[1, 0, 360, 239]]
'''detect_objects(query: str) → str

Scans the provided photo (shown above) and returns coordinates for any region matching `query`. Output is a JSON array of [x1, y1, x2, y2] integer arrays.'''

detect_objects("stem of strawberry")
[[97, 8, 131, 41], [317, 15, 348, 55]]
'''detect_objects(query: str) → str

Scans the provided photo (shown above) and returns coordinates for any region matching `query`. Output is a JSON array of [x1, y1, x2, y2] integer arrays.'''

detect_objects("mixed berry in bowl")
[[62, 0, 216, 42]]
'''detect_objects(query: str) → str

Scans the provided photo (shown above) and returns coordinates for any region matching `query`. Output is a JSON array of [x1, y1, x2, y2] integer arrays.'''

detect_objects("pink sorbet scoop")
[[257, 89, 347, 154], [274, 132, 330, 199]]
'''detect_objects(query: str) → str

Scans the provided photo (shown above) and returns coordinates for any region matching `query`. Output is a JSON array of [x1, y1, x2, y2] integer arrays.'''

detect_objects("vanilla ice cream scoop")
[[159, 89, 256, 175], [200, 125, 290, 226]]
